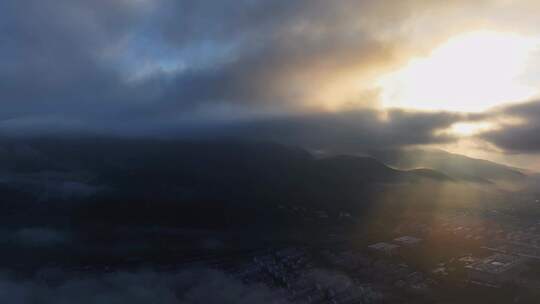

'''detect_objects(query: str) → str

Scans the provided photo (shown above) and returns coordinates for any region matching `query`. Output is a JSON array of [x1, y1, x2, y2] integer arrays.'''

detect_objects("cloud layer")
[[481, 100, 540, 153], [2, 0, 540, 159], [206, 109, 471, 152], [0, 268, 288, 304], [0, 1, 465, 125]]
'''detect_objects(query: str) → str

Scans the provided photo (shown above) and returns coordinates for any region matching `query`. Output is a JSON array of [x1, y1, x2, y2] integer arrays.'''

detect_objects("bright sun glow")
[[447, 122, 496, 136], [378, 31, 540, 112]]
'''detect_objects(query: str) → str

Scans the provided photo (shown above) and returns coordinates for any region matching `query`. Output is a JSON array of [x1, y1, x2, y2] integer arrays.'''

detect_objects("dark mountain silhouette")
[[0, 138, 458, 199], [0, 137, 513, 231]]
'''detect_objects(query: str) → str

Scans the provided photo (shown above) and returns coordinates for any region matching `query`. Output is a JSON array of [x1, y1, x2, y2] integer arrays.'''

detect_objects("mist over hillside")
[[370, 148, 526, 181]]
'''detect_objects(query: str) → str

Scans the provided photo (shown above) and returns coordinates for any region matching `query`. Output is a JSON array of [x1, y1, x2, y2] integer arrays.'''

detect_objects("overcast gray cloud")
[[0, 0, 450, 120], [480, 100, 540, 153], [205, 109, 472, 152], [2, 0, 539, 157]]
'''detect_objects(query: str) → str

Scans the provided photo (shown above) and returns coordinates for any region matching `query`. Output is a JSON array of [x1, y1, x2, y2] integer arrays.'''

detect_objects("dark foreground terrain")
[[1, 138, 540, 303]]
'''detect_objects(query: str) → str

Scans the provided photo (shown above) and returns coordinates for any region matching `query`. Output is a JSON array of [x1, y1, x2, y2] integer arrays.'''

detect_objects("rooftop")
[[467, 254, 525, 274], [369, 242, 400, 251], [394, 236, 422, 245]]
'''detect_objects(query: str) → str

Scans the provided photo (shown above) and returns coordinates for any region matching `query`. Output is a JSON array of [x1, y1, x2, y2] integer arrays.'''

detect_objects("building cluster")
[[485, 223, 540, 259], [466, 253, 527, 287], [368, 236, 423, 256], [230, 247, 384, 303]]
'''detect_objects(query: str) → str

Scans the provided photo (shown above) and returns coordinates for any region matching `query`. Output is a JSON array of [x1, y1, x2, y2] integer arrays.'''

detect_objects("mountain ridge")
[[369, 147, 526, 183]]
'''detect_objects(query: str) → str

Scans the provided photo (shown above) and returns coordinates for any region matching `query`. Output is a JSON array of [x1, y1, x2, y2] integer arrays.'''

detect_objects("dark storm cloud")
[[0, 0, 475, 149], [0, 0, 143, 119], [205, 109, 470, 151], [480, 100, 540, 153], [0, 0, 423, 116], [148, 0, 400, 105], [118, 0, 405, 114]]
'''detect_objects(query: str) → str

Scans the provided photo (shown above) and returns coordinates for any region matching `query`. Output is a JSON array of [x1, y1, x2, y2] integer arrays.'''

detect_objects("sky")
[[2, 0, 540, 170]]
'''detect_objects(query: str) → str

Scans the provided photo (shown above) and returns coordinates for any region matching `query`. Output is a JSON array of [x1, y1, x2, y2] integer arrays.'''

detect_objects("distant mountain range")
[[0, 138, 527, 199], [312, 155, 454, 184], [369, 148, 527, 184], [0, 138, 489, 196], [0, 137, 529, 231]]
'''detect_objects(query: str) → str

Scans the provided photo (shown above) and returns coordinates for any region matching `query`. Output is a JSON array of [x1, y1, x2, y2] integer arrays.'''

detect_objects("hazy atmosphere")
[[3, 1, 540, 303]]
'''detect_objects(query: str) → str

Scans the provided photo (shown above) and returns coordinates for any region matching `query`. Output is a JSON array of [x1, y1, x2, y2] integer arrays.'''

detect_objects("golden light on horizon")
[[377, 31, 540, 112], [447, 121, 496, 136]]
